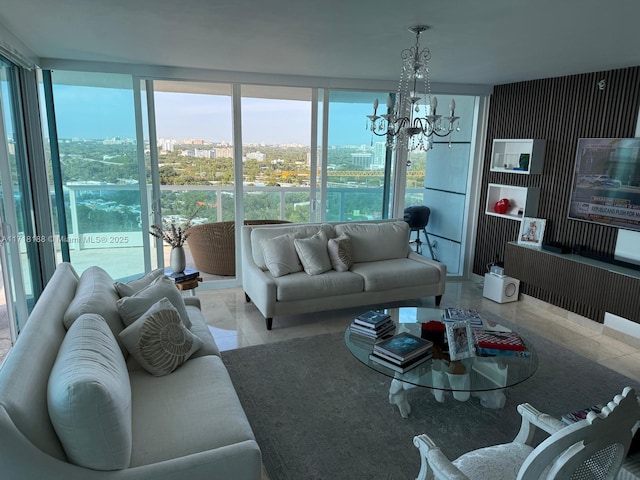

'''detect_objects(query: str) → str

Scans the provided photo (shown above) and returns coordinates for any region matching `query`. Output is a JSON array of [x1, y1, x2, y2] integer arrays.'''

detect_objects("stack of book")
[[473, 330, 531, 357], [443, 308, 484, 328], [164, 268, 200, 284], [349, 311, 395, 340], [369, 332, 433, 373]]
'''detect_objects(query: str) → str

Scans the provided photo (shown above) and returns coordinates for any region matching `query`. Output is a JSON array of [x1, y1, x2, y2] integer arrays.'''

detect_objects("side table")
[[175, 277, 202, 296]]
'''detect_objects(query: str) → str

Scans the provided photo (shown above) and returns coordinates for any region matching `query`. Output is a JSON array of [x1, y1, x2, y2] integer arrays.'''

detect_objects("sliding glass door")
[[44, 71, 146, 280], [240, 85, 314, 223], [151, 81, 234, 275], [0, 59, 39, 337], [325, 91, 394, 221]]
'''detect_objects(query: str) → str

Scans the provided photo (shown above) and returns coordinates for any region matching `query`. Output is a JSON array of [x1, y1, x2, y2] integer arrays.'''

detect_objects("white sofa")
[[0, 263, 261, 479], [241, 219, 447, 330]]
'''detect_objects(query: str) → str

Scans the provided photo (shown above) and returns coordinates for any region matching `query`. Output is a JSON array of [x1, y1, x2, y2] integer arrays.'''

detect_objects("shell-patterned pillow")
[[119, 297, 202, 376]]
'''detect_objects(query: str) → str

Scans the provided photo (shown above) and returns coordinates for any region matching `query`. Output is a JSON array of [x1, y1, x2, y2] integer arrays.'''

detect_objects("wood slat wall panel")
[[476, 66, 640, 323]]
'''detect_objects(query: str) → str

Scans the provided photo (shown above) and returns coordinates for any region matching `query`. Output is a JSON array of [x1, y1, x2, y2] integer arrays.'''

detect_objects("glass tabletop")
[[344, 306, 539, 392]]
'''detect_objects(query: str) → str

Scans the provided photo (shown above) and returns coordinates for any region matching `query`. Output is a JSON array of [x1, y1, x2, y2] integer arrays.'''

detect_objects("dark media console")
[[572, 244, 640, 272], [505, 242, 640, 326], [541, 242, 572, 254]]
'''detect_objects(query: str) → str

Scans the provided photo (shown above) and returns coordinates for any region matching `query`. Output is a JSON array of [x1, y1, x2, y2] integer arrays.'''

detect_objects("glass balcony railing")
[[48, 182, 424, 279]]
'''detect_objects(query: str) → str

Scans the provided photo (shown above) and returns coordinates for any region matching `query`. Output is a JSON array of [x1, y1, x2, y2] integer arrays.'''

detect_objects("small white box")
[[483, 273, 520, 303]]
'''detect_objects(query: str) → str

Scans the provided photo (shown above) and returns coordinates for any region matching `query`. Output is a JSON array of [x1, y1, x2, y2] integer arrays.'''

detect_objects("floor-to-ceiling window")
[[38, 68, 482, 284], [241, 85, 314, 222], [151, 81, 234, 272], [325, 91, 394, 221], [43, 71, 146, 280]]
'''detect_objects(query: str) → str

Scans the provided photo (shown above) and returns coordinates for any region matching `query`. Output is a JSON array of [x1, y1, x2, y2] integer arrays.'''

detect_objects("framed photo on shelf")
[[517, 217, 546, 247], [445, 321, 475, 361]]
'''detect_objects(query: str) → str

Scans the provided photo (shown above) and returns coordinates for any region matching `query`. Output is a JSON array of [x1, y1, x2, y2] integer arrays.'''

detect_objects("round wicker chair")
[[186, 219, 290, 276]]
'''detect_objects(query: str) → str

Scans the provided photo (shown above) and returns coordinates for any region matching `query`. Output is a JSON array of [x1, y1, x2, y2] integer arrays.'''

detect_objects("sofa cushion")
[[128, 355, 257, 466], [119, 298, 202, 377], [47, 313, 132, 471], [327, 233, 354, 272], [335, 221, 409, 263], [116, 275, 191, 328], [274, 270, 364, 302], [63, 265, 127, 355], [350, 257, 441, 291], [113, 268, 165, 297], [261, 233, 303, 277], [251, 223, 335, 270], [294, 230, 332, 275]]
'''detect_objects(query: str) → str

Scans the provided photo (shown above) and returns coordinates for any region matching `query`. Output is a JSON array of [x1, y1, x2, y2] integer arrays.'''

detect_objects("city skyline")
[[51, 85, 374, 146]]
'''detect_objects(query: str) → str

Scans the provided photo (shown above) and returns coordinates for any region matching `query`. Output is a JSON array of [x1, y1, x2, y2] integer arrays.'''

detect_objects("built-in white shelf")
[[490, 139, 545, 174], [485, 183, 540, 220]]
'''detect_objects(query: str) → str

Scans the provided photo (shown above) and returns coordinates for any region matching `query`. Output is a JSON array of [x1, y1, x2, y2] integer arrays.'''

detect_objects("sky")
[[51, 85, 375, 146]]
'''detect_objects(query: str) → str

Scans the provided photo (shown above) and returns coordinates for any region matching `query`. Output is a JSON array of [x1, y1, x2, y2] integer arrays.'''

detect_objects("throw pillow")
[[116, 275, 191, 328], [261, 233, 303, 277], [118, 298, 202, 377], [335, 221, 409, 263], [327, 233, 354, 272], [113, 268, 164, 297], [48, 313, 132, 470], [62, 265, 127, 356], [294, 230, 332, 275]]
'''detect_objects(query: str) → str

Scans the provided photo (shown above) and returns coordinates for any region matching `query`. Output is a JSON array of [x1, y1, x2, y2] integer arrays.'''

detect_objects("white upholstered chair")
[[414, 387, 640, 480]]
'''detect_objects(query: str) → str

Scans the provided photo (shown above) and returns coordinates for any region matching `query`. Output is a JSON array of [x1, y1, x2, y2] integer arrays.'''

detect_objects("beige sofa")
[[0, 263, 261, 479], [241, 219, 446, 330]]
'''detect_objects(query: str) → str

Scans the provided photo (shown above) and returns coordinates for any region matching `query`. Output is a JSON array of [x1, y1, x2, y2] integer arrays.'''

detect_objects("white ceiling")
[[0, 0, 639, 87]]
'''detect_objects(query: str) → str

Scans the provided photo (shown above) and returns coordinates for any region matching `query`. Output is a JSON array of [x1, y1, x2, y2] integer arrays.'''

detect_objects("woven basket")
[[186, 220, 290, 276]]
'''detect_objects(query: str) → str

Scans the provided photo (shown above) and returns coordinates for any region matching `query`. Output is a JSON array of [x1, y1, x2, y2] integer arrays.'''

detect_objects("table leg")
[[388, 378, 416, 418], [431, 359, 446, 403], [475, 390, 507, 409]]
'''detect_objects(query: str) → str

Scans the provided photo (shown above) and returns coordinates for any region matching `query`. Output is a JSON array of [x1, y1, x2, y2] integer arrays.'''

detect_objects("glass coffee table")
[[345, 306, 538, 418]]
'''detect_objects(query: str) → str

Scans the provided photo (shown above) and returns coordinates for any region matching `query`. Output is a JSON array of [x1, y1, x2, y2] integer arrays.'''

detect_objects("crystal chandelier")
[[366, 25, 460, 152]]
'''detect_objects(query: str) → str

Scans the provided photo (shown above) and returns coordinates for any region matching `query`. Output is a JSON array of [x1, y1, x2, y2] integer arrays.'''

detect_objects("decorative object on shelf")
[[444, 320, 475, 361], [493, 198, 510, 215], [365, 25, 460, 152], [490, 139, 546, 174], [517, 217, 546, 247]]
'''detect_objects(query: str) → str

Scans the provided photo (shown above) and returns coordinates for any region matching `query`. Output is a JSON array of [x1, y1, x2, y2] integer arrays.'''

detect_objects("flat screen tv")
[[568, 137, 640, 232]]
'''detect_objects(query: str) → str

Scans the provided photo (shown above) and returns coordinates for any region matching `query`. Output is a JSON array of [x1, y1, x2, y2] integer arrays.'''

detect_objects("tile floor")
[[198, 276, 640, 385], [1, 276, 639, 386]]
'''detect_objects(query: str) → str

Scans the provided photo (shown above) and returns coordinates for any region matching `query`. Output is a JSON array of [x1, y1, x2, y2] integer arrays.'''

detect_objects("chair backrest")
[[520, 387, 640, 480]]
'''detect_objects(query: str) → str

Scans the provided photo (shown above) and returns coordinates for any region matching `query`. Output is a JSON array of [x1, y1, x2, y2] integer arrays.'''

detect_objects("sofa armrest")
[[408, 251, 447, 284], [183, 297, 201, 309], [241, 226, 277, 319], [0, 407, 262, 480]]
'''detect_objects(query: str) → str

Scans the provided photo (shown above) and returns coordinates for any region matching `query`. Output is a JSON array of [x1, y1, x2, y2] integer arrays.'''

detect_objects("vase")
[[494, 198, 510, 214], [170, 246, 186, 273]]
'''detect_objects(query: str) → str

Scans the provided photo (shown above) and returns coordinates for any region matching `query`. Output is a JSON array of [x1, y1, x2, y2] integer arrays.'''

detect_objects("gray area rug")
[[222, 316, 638, 480]]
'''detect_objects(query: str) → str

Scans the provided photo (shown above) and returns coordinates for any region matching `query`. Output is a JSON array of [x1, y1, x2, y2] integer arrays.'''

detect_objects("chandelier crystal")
[[366, 25, 460, 152]]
